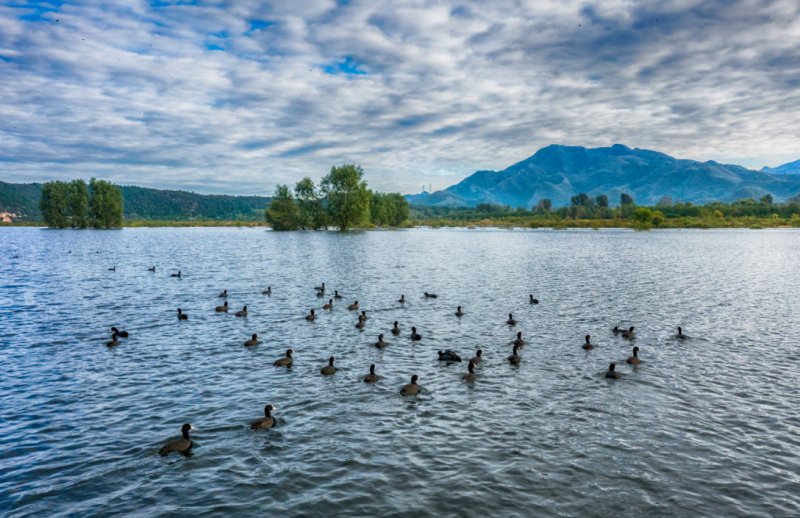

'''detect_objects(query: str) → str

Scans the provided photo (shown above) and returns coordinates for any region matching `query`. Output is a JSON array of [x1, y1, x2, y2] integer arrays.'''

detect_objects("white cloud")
[[0, 0, 798, 194]]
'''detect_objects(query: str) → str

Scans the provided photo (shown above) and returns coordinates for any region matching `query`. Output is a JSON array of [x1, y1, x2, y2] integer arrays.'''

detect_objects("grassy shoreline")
[[3, 216, 800, 229]]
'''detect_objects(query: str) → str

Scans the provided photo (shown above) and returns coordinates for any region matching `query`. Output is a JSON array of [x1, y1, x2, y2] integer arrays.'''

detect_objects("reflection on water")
[[1, 227, 799, 517]]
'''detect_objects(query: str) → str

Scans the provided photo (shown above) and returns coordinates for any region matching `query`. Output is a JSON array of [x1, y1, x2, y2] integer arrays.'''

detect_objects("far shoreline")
[[2, 219, 799, 230]]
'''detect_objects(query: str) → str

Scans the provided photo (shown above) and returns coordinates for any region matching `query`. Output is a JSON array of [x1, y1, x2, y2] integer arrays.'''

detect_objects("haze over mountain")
[[407, 145, 800, 208], [761, 159, 800, 175]]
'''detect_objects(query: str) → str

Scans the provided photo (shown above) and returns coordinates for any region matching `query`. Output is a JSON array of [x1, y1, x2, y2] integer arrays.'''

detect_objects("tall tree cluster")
[[266, 164, 409, 231], [39, 178, 123, 228]]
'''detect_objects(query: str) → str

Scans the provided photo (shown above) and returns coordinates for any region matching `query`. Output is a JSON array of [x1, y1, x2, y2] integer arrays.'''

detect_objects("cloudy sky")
[[1, 1, 799, 195]]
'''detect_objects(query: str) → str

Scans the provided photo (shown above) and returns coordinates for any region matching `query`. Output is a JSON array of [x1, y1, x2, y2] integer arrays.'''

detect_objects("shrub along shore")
[[7, 174, 800, 230]]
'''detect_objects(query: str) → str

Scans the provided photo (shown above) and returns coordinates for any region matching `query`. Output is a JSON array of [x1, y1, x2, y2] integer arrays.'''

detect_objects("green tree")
[[321, 164, 371, 231], [69, 179, 89, 228], [371, 192, 409, 226], [620, 193, 635, 206], [40, 181, 70, 228], [595, 194, 609, 208], [534, 199, 552, 213], [294, 177, 327, 229], [571, 193, 593, 207], [89, 178, 124, 228], [266, 184, 300, 230], [760, 194, 773, 205]]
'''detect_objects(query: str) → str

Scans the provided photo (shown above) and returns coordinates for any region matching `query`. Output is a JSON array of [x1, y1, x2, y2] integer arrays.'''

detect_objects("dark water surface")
[[1, 227, 799, 517]]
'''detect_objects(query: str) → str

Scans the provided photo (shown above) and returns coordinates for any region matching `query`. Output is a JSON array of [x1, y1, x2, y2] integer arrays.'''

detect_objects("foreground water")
[[1, 227, 799, 517]]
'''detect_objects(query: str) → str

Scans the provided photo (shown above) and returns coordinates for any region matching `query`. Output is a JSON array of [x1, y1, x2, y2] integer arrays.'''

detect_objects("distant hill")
[[408, 144, 800, 208], [761, 159, 800, 175], [0, 181, 269, 221]]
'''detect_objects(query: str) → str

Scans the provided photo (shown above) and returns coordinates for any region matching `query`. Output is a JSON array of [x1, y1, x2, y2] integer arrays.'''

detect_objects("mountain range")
[[407, 144, 800, 207]]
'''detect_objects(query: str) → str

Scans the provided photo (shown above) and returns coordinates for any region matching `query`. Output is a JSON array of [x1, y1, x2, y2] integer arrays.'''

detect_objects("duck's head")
[[251, 333, 258, 340], [328, 356, 335, 366], [476, 349, 482, 356], [585, 335, 591, 342], [264, 405, 274, 416], [286, 348, 293, 357], [411, 375, 418, 384], [369, 364, 375, 373], [633, 346, 639, 356], [608, 362, 616, 371], [468, 361, 475, 373]]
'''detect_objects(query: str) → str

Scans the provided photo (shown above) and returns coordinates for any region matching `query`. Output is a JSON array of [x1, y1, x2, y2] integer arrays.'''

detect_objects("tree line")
[[411, 191, 800, 229], [266, 164, 409, 230], [39, 179, 124, 228]]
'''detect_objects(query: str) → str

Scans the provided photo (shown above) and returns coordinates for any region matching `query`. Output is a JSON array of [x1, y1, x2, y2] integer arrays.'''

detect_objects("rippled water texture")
[[1, 227, 799, 517]]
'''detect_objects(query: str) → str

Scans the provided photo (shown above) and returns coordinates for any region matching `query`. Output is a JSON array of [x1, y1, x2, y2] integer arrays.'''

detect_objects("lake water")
[[1, 227, 799, 517]]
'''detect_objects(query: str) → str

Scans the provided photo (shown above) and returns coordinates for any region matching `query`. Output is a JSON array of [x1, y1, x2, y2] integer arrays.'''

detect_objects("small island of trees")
[[39, 178, 124, 229], [266, 164, 409, 230]]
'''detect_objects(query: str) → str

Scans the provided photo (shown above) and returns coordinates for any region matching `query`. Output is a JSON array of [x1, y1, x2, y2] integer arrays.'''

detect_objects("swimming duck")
[[529, 295, 539, 304], [218, 289, 228, 298], [364, 364, 378, 383], [106, 333, 119, 347], [470, 349, 482, 365], [320, 356, 336, 376], [626, 346, 641, 365], [424, 292, 438, 298], [676, 326, 688, 340], [360, 310, 368, 320], [244, 333, 260, 347], [398, 294, 405, 303], [250, 405, 276, 430], [375, 334, 387, 349], [177, 308, 188, 320], [262, 286, 272, 295], [507, 313, 516, 326], [159, 423, 194, 456], [612, 324, 622, 334], [323, 299, 333, 310], [391, 321, 401, 335], [110, 327, 129, 338], [513, 331, 525, 347], [274, 349, 293, 368], [438, 350, 462, 362], [215, 301, 229, 312], [355, 315, 366, 329], [463, 361, 477, 382], [410, 327, 421, 341], [605, 363, 621, 379], [315, 282, 325, 293], [148, 266, 156, 272], [401, 375, 420, 395], [334, 290, 342, 299], [582, 335, 593, 350], [170, 271, 181, 278], [348, 301, 359, 310], [622, 326, 635, 339], [508, 344, 521, 365], [305, 309, 316, 321], [455, 306, 464, 317], [108, 266, 116, 272], [235, 306, 248, 317]]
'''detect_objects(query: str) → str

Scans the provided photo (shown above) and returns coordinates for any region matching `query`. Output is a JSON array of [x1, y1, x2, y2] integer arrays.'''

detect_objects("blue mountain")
[[761, 159, 800, 175], [408, 144, 800, 207]]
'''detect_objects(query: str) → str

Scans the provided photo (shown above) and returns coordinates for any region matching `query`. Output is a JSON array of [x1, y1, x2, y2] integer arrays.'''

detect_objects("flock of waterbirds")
[[102, 266, 689, 457]]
